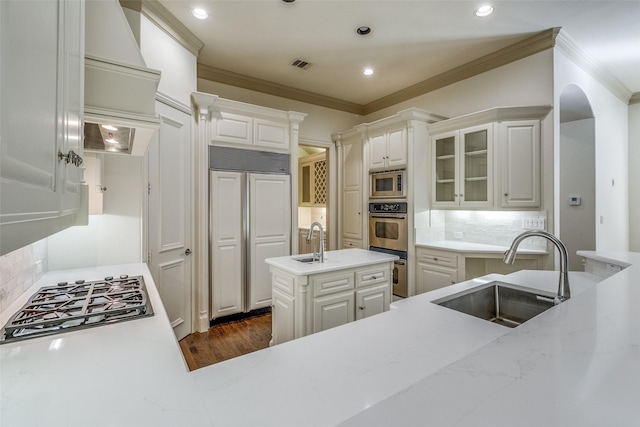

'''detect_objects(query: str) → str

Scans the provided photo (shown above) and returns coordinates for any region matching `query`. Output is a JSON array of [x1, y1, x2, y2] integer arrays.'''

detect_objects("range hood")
[[84, 0, 160, 155]]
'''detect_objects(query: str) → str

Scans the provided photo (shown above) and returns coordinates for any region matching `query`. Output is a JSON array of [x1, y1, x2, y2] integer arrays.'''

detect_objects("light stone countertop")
[[417, 239, 548, 255], [265, 248, 398, 276], [1, 251, 638, 426]]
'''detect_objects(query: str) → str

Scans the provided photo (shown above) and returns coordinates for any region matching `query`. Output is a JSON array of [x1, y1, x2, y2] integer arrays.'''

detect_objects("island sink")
[[293, 256, 321, 264], [432, 281, 555, 328]]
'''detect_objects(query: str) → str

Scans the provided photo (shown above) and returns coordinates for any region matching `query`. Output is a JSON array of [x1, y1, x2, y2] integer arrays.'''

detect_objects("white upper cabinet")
[[0, 0, 86, 256], [431, 124, 494, 208], [368, 125, 407, 171], [499, 120, 541, 208], [207, 106, 294, 153], [427, 106, 551, 210]]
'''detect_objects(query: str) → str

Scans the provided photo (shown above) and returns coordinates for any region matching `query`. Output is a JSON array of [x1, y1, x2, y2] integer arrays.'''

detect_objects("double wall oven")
[[368, 202, 408, 298]]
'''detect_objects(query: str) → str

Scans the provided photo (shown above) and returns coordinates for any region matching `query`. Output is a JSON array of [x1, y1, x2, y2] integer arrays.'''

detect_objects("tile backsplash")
[[416, 210, 548, 250], [0, 239, 48, 314]]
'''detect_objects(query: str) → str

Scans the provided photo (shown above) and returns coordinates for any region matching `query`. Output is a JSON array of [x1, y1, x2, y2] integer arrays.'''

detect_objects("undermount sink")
[[432, 281, 555, 328], [293, 256, 320, 264]]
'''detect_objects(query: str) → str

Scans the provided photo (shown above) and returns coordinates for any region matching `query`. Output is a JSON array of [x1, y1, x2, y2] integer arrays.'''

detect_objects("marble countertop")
[[2, 251, 638, 426], [417, 240, 548, 255], [265, 248, 398, 275]]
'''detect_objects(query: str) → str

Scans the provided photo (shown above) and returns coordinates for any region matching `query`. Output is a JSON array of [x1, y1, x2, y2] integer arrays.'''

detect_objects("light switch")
[[569, 196, 582, 206]]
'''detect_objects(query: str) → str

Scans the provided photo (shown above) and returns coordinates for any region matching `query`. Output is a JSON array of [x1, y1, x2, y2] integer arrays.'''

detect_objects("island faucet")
[[503, 230, 570, 305], [308, 222, 325, 263]]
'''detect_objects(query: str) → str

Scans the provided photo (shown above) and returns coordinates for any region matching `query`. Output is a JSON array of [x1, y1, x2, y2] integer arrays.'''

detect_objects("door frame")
[[297, 138, 337, 254]]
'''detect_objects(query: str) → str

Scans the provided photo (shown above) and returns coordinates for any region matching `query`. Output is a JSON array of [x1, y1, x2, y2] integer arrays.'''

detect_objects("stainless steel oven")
[[369, 202, 408, 297], [368, 202, 407, 252]]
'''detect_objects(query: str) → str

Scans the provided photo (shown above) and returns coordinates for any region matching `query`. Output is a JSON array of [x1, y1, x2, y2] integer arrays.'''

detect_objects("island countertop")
[[265, 248, 398, 275]]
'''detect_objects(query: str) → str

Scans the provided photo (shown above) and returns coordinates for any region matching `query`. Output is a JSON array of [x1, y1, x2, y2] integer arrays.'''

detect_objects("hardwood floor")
[[179, 312, 272, 371]]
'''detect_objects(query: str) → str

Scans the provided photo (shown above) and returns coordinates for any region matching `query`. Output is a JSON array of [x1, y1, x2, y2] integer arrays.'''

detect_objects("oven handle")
[[369, 214, 407, 219], [394, 259, 406, 266]]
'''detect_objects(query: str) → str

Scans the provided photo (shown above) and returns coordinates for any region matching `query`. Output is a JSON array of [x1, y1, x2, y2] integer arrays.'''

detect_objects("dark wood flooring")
[[179, 312, 272, 371]]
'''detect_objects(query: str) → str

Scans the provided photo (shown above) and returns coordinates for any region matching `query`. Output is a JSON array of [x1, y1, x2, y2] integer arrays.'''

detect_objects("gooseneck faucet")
[[503, 230, 570, 304], [308, 222, 325, 263]]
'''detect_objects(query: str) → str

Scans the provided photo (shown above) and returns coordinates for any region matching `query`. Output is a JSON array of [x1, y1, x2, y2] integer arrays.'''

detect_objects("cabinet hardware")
[[504, 193, 509, 197], [185, 249, 192, 255], [359, 306, 364, 310]]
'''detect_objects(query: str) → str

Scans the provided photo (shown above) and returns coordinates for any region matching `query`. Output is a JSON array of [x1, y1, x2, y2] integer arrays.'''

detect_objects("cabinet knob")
[[451, 280, 455, 284], [359, 306, 364, 310], [504, 193, 509, 197], [433, 257, 438, 261], [372, 276, 377, 280], [185, 248, 192, 255]]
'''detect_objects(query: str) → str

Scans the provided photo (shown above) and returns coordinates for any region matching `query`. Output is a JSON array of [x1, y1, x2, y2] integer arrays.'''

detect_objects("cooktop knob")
[[75, 279, 85, 284], [57, 282, 68, 286], [120, 275, 129, 279]]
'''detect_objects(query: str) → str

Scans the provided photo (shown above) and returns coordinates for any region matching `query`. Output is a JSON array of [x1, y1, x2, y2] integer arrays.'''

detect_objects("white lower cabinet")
[[415, 247, 459, 295], [270, 261, 392, 345]]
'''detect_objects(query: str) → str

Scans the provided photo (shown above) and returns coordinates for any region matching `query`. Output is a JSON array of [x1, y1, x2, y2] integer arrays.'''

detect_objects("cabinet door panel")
[[416, 262, 457, 295], [342, 140, 361, 188], [342, 188, 362, 240], [272, 289, 295, 345], [501, 121, 540, 208], [254, 119, 288, 151], [212, 112, 252, 144], [368, 132, 387, 170], [386, 126, 407, 168], [356, 283, 390, 320], [313, 291, 355, 333]]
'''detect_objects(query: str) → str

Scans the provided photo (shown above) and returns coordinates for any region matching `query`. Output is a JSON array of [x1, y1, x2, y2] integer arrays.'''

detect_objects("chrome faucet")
[[308, 222, 325, 263], [503, 230, 570, 305]]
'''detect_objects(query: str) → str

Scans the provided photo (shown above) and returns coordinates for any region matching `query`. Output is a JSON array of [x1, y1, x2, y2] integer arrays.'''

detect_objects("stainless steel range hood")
[[84, 0, 160, 155]]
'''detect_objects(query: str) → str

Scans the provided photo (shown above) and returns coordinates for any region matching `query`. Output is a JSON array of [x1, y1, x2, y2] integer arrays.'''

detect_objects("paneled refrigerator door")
[[248, 173, 291, 311], [210, 171, 245, 318]]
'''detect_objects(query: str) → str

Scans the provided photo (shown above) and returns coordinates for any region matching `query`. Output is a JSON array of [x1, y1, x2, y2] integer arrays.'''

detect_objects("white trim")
[[554, 29, 632, 104]]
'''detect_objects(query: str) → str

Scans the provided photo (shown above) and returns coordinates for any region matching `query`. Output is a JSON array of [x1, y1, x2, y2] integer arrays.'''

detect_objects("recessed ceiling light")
[[475, 5, 494, 17], [192, 8, 209, 20], [363, 68, 374, 76], [101, 124, 118, 131], [356, 26, 372, 36]]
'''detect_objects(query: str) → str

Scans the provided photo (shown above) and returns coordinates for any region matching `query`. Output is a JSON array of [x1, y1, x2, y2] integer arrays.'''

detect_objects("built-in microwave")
[[370, 170, 406, 199]]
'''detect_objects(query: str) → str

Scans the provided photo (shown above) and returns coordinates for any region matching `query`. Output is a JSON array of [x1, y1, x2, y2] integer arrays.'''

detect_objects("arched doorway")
[[559, 85, 596, 270]]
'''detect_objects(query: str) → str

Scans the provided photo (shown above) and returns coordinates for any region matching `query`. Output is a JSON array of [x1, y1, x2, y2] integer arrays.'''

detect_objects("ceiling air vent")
[[290, 59, 313, 70]]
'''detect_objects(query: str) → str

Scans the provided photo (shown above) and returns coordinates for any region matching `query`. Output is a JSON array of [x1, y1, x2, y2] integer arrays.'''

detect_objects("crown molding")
[[197, 63, 365, 115], [120, 0, 204, 57], [362, 29, 558, 115], [629, 93, 640, 105], [553, 28, 632, 104]]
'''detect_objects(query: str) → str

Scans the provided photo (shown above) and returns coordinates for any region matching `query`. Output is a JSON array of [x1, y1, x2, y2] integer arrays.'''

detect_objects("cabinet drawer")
[[311, 271, 354, 297], [342, 239, 362, 249], [272, 270, 295, 295], [356, 265, 389, 288], [416, 247, 458, 268]]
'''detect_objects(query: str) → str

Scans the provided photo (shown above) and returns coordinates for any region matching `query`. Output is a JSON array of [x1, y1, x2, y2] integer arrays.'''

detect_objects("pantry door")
[[147, 100, 192, 341]]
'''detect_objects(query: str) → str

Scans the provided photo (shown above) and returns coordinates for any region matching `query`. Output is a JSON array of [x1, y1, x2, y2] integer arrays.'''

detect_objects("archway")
[[559, 85, 596, 270]]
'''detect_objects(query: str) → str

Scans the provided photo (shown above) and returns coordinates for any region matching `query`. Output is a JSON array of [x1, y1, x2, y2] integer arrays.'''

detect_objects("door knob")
[[185, 249, 192, 255]]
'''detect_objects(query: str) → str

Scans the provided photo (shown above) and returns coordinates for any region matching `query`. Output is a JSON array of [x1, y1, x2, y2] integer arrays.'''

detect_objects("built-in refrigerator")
[[209, 146, 291, 320]]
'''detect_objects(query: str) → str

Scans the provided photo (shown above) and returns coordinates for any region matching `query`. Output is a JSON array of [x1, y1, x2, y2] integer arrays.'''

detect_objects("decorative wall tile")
[[0, 239, 48, 315]]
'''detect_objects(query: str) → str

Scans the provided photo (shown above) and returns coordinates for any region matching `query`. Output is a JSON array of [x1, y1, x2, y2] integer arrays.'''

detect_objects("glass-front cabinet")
[[432, 124, 493, 208]]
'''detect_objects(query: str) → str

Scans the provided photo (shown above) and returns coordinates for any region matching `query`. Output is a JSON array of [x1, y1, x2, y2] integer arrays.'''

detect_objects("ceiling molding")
[[554, 28, 632, 104], [198, 29, 557, 116], [361, 28, 559, 115], [629, 93, 640, 105], [120, 0, 204, 57], [197, 63, 365, 115]]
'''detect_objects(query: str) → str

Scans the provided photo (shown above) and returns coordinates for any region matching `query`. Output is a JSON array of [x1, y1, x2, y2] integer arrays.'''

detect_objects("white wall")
[[560, 119, 596, 268], [363, 51, 554, 122], [555, 52, 630, 251], [630, 102, 640, 251], [48, 154, 144, 270], [139, 16, 197, 106]]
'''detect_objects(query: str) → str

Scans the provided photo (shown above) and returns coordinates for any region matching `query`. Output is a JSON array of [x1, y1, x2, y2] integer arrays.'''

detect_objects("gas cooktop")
[[1, 275, 154, 344]]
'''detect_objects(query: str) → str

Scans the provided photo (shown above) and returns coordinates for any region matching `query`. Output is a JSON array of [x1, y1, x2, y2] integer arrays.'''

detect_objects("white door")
[[248, 173, 291, 311], [147, 101, 192, 341], [209, 171, 244, 318]]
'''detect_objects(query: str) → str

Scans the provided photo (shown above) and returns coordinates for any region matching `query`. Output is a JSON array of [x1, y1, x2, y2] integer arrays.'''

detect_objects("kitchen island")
[[265, 248, 398, 344], [1, 251, 639, 426]]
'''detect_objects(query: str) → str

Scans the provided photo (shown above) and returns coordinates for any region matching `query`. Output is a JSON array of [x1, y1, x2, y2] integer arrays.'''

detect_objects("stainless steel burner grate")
[[1, 275, 154, 344]]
